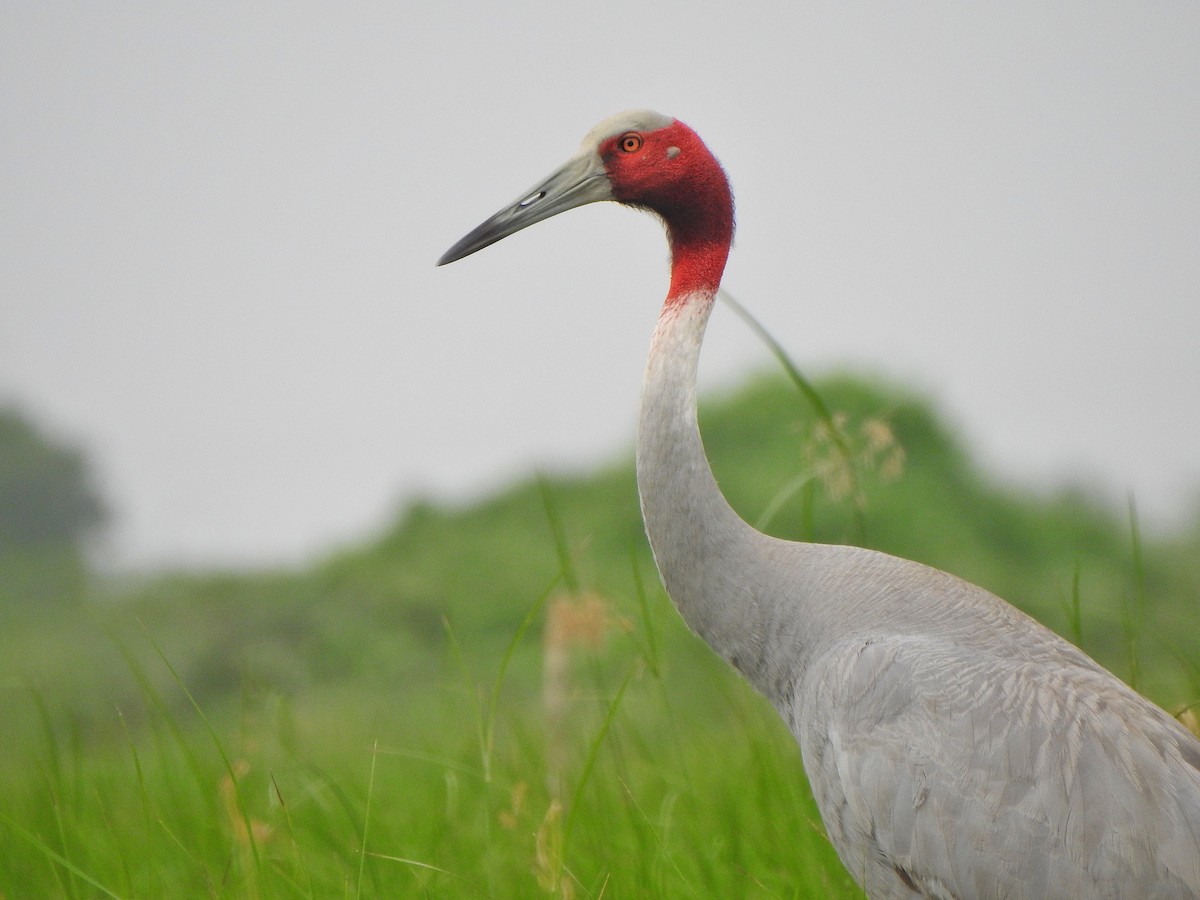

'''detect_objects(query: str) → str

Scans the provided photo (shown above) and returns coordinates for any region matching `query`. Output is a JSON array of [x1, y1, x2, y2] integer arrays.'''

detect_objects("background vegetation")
[[1, 372, 1198, 897], [0, 408, 106, 611]]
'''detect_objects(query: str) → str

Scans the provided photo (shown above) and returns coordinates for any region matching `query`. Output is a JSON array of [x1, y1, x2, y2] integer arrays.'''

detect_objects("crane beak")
[[437, 150, 613, 266]]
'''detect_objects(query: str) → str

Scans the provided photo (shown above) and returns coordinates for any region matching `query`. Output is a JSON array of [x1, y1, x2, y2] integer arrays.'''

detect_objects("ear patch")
[[666, 146, 681, 159]]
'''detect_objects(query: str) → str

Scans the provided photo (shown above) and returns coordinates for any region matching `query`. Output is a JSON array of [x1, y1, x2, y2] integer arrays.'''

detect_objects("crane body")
[[438, 110, 1200, 898]]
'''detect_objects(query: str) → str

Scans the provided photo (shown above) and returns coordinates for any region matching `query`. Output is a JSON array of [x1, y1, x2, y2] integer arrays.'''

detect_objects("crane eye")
[[619, 133, 643, 153]]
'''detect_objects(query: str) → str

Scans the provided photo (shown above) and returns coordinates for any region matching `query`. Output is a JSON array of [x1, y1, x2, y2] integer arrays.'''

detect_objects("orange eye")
[[619, 133, 643, 153]]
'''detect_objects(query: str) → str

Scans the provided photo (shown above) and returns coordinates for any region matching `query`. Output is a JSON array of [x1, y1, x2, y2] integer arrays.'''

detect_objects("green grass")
[[1, 597, 861, 897], [1, 370, 1198, 897]]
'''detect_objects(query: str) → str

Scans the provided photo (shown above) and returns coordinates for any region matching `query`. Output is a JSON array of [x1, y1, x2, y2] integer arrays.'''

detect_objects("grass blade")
[[139, 624, 268, 893], [0, 811, 122, 900], [719, 288, 865, 540]]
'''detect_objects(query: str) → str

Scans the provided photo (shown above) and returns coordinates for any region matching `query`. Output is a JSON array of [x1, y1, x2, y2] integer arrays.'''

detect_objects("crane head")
[[436, 109, 734, 281]]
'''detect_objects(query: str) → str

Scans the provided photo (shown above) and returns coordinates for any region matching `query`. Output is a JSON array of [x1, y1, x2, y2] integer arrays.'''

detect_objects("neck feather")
[[666, 234, 731, 300], [637, 288, 760, 664]]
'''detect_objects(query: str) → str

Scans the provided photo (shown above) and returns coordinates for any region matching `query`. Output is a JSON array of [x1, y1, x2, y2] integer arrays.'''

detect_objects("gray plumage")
[[441, 110, 1200, 898]]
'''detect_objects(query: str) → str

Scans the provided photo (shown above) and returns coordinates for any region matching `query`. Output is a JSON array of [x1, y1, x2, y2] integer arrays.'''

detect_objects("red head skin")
[[597, 121, 735, 302]]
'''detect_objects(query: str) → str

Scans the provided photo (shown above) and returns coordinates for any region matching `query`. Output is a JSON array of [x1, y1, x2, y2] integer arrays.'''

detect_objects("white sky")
[[2, 3, 1197, 569]]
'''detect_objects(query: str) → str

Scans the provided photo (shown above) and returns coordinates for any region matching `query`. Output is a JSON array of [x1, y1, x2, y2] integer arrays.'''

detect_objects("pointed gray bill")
[[437, 150, 613, 266]]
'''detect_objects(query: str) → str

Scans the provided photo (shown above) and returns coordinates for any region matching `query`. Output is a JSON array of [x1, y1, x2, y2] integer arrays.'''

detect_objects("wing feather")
[[796, 634, 1200, 899]]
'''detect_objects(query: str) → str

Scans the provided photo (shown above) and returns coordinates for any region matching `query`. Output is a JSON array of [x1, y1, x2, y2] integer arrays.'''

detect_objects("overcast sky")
[[2, 3, 1197, 569]]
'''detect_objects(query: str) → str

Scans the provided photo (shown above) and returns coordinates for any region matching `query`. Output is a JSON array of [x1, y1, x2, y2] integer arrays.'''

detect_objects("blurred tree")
[[0, 407, 107, 608]]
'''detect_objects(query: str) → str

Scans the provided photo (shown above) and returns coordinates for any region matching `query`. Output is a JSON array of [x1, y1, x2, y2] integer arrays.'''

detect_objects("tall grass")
[[1, 576, 862, 897]]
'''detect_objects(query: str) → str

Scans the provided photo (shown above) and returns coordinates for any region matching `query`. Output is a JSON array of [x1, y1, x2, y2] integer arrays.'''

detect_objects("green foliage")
[[0, 371, 1196, 896], [0, 407, 106, 548], [0, 407, 107, 609]]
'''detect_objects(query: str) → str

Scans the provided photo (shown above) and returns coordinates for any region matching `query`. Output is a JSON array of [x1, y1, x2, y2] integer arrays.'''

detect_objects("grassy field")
[[2, 372, 1198, 897]]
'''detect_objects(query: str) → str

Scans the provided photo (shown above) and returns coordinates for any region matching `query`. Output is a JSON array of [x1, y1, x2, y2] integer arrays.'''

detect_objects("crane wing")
[[798, 633, 1200, 899]]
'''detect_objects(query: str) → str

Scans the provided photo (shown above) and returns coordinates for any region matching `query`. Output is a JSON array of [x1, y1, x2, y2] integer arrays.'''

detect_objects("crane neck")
[[637, 286, 763, 668]]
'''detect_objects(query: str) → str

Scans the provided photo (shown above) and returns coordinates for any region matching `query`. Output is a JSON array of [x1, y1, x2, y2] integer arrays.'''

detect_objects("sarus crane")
[[438, 110, 1200, 898]]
